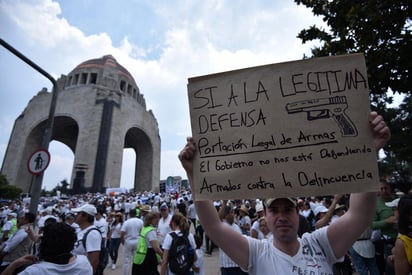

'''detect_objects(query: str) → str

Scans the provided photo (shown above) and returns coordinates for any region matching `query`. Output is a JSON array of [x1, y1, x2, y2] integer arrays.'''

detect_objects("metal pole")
[[0, 38, 59, 215]]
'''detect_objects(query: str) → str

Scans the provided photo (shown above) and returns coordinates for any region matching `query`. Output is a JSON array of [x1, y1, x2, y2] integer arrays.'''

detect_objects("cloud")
[[0, 0, 326, 190]]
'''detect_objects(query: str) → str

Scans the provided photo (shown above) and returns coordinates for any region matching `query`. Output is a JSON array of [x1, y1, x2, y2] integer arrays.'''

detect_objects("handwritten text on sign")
[[187, 54, 379, 201]]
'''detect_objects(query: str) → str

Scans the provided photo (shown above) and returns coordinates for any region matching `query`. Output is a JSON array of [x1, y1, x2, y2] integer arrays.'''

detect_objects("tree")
[[60, 179, 70, 194], [295, 0, 412, 189], [0, 174, 22, 199]]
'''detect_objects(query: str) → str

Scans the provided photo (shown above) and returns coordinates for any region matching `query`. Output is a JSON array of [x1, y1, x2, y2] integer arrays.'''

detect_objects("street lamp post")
[[0, 38, 59, 215]]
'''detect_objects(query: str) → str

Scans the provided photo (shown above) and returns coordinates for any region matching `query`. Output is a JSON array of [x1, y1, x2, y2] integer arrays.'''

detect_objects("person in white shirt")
[[178, 112, 391, 275], [1, 222, 92, 275], [0, 213, 36, 273], [218, 206, 248, 275], [64, 212, 80, 233], [193, 235, 204, 275], [94, 207, 108, 242], [250, 203, 265, 239], [238, 205, 251, 236], [124, 199, 132, 220], [156, 202, 172, 247], [1, 213, 16, 243], [120, 208, 143, 275], [108, 212, 123, 270], [187, 200, 197, 231], [257, 217, 273, 241], [160, 213, 197, 275], [71, 204, 101, 274]]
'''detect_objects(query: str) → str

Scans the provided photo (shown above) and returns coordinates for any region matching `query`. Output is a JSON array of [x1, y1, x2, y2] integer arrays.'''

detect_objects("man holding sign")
[[179, 111, 390, 274]]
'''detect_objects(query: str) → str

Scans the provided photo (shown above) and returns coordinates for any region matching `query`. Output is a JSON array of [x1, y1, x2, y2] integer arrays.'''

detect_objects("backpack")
[[168, 231, 195, 275], [82, 227, 109, 275]]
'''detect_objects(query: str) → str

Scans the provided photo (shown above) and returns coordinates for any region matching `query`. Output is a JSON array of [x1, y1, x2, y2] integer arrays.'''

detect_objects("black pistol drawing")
[[285, 96, 358, 137]]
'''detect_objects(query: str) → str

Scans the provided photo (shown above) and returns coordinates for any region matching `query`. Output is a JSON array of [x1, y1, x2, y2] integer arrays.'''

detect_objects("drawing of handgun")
[[285, 96, 358, 137]]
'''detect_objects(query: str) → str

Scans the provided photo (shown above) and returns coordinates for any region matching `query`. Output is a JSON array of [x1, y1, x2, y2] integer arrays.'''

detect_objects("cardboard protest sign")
[[187, 54, 379, 201]]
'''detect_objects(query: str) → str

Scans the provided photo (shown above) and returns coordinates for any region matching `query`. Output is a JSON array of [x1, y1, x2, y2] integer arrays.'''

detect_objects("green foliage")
[[0, 174, 22, 199], [0, 174, 9, 186], [295, 0, 412, 186]]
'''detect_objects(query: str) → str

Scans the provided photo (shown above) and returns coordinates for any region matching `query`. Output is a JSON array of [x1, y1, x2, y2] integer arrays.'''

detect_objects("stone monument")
[[1, 55, 160, 193]]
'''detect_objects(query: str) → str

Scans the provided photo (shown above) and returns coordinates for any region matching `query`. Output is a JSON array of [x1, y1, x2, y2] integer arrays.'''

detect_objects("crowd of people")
[[0, 112, 410, 275], [0, 180, 411, 274]]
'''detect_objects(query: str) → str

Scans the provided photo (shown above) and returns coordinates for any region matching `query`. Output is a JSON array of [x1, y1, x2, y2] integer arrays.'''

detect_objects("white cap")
[[7, 212, 17, 218], [256, 203, 264, 213], [71, 204, 97, 216], [385, 198, 400, 208], [314, 205, 328, 217]]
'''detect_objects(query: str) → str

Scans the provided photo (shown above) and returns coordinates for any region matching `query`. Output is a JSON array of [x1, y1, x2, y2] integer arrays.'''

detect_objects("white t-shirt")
[[246, 227, 339, 275], [162, 230, 196, 275], [94, 217, 108, 239], [188, 204, 197, 220], [110, 222, 122, 239], [120, 217, 143, 241], [250, 220, 263, 239], [72, 226, 101, 256], [240, 215, 251, 235], [145, 229, 157, 248], [18, 255, 92, 275], [220, 222, 243, 268], [37, 215, 58, 228], [194, 249, 204, 275], [156, 214, 172, 246]]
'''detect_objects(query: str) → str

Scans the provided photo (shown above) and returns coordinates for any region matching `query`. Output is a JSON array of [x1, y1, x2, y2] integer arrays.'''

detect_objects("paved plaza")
[[104, 243, 221, 275]]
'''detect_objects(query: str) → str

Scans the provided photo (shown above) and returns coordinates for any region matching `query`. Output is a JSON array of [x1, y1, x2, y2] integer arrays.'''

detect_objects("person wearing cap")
[[0, 212, 36, 273], [250, 203, 265, 239], [64, 212, 80, 233], [314, 194, 343, 229], [71, 204, 101, 273], [1, 212, 17, 243], [372, 181, 398, 275], [238, 205, 251, 236], [120, 208, 143, 275], [156, 202, 172, 247], [1, 222, 93, 275], [140, 204, 152, 220], [385, 197, 400, 222], [331, 203, 346, 224], [178, 112, 390, 274], [314, 194, 352, 275], [94, 206, 108, 244]]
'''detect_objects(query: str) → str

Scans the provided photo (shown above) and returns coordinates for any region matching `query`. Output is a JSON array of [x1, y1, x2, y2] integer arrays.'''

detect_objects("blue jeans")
[[349, 247, 380, 275], [383, 241, 395, 275], [220, 267, 248, 275], [109, 237, 121, 264]]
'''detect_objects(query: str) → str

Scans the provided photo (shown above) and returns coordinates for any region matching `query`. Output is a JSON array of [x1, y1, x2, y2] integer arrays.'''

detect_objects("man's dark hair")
[[45, 217, 57, 226], [24, 212, 36, 223], [82, 212, 95, 223], [129, 208, 136, 217], [398, 194, 412, 235], [39, 222, 77, 264], [223, 206, 232, 216], [96, 205, 105, 215]]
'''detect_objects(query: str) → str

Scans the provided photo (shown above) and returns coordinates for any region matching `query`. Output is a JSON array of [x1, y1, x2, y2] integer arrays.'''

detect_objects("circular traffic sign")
[[27, 149, 51, 175]]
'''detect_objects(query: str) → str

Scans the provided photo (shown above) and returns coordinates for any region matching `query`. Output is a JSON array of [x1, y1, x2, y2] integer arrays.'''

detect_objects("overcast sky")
[[0, 0, 328, 191]]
